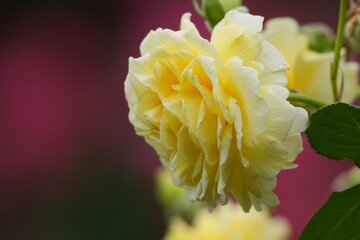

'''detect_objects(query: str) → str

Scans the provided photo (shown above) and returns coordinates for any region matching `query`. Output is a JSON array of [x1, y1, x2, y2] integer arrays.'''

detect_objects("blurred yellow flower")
[[125, 11, 308, 212], [163, 203, 291, 240], [263, 17, 359, 103], [332, 166, 360, 192]]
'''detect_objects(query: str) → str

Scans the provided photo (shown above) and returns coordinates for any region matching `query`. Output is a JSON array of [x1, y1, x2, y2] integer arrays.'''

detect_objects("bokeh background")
[[0, 0, 357, 239]]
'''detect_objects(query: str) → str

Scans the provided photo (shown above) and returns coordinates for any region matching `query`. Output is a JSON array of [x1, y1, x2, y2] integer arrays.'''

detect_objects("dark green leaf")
[[306, 102, 360, 167], [300, 184, 360, 240]]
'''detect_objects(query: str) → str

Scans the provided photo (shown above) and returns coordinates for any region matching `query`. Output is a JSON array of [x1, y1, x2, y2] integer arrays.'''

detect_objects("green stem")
[[287, 93, 328, 109], [191, 0, 206, 18], [331, 0, 347, 102], [357, 87, 360, 98]]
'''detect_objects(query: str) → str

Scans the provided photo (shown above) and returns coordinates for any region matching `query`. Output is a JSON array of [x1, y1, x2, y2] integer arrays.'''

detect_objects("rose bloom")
[[163, 203, 291, 240], [125, 11, 308, 211], [263, 17, 359, 103]]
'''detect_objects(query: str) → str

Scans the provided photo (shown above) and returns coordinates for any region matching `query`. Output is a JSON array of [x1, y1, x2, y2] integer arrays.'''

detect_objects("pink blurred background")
[[0, 0, 356, 239]]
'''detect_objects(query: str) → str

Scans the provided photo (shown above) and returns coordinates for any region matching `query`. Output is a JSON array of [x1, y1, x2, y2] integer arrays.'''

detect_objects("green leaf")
[[306, 102, 360, 167], [300, 184, 360, 240]]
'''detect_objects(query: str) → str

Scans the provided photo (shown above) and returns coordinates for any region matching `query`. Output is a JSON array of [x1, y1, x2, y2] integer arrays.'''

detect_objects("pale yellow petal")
[[214, 11, 264, 36], [224, 57, 268, 147], [180, 13, 199, 34], [263, 17, 307, 67]]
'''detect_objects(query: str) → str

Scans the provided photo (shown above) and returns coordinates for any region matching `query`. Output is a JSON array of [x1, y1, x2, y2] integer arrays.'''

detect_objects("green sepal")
[[203, 0, 225, 29]]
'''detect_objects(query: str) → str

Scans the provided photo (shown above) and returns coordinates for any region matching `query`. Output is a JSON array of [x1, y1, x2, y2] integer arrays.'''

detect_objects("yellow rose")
[[163, 203, 291, 240], [125, 11, 308, 212], [263, 17, 359, 103]]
